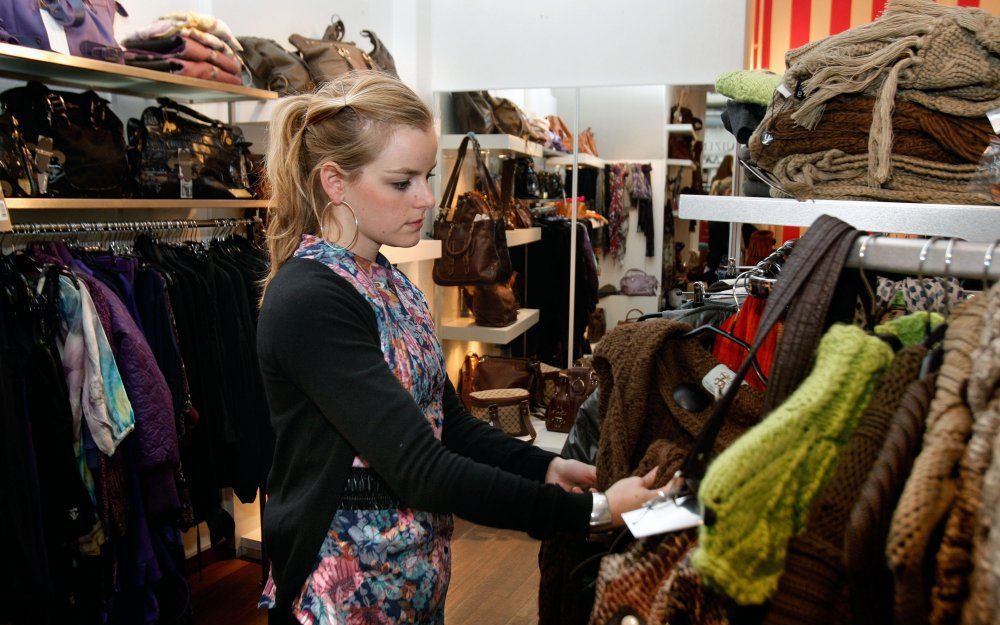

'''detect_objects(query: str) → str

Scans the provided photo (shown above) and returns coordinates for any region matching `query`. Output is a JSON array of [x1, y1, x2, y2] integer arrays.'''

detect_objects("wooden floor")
[[189, 519, 542, 625]]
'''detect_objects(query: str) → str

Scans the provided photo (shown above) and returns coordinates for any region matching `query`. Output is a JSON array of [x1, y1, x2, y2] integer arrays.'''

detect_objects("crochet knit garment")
[[777, 0, 1000, 184], [762, 345, 926, 625], [749, 95, 992, 172], [768, 149, 987, 205], [888, 296, 986, 625], [876, 312, 947, 348], [592, 319, 764, 491], [960, 282, 1000, 625], [694, 324, 894, 605], [845, 372, 937, 625], [715, 70, 783, 106]]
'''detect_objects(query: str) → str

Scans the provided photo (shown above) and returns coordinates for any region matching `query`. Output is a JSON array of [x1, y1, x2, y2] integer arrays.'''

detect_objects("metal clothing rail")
[[844, 236, 1000, 282], [5, 217, 257, 235]]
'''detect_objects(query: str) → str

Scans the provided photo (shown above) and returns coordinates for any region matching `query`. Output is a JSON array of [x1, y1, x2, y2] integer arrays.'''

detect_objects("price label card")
[[623, 497, 703, 538], [0, 197, 11, 233], [988, 107, 1000, 135]]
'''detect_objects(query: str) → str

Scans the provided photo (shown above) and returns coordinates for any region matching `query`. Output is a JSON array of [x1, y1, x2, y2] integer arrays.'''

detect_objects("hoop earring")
[[340, 200, 360, 250], [313, 200, 334, 238]]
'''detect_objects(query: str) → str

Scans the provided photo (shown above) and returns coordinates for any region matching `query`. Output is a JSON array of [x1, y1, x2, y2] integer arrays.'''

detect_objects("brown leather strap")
[[438, 134, 501, 219], [677, 215, 859, 490]]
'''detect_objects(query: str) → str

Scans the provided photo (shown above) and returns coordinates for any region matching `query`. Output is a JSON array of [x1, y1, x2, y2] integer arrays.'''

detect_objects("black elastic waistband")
[[340, 467, 400, 510]]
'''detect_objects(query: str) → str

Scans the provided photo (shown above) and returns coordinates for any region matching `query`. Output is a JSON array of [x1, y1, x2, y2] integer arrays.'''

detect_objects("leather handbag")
[[489, 95, 528, 137], [579, 127, 599, 157], [459, 352, 542, 410], [1, 81, 131, 198], [0, 111, 39, 198], [537, 170, 564, 200], [361, 29, 398, 78], [290, 19, 378, 85], [238, 36, 314, 95], [500, 158, 534, 230], [547, 115, 573, 152], [469, 389, 536, 443], [618, 308, 644, 326], [466, 272, 520, 328], [432, 134, 512, 286], [513, 157, 541, 199], [1, 0, 126, 62], [127, 97, 253, 199], [619, 268, 659, 296], [453, 91, 495, 135]]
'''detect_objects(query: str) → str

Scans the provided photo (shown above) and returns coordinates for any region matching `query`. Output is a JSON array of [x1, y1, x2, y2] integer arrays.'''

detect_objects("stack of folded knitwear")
[[748, 0, 999, 205], [121, 12, 245, 86], [716, 69, 784, 197]]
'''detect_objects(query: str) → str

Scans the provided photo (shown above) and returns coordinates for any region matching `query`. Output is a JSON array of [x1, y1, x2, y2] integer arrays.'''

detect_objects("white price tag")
[[701, 363, 746, 399], [623, 497, 703, 539], [777, 83, 793, 99], [988, 107, 1000, 135], [39, 9, 71, 55], [0, 198, 11, 233]]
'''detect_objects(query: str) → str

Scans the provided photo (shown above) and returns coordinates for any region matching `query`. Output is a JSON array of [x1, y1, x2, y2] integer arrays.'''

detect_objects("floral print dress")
[[260, 235, 454, 624]]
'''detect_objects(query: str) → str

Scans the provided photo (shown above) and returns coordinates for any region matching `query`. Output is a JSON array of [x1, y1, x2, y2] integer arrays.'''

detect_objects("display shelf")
[[440, 134, 543, 158], [506, 227, 542, 247], [531, 418, 569, 454], [543, 148, 568, 157], [381, 239, 441, 264], [666, 158, 695, 167], [598, 294, 660, 326], [240, 528, 263, 561], [678, 195, 1000, 242], [439, 308, 540, 344], [0, 43, 277, 103], [546, 153, 605, 169], [665, 123, 696, 135], [4, 198, 269, 210]]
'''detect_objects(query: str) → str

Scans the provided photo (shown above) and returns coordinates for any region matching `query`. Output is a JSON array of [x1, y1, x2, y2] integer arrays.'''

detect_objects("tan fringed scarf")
[[769, 149, 988, 205], [759, 0, 1000, 185]]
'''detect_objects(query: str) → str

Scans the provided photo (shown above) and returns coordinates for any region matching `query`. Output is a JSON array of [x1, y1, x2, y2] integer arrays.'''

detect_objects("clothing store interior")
[[3, 1, 1000, 625]]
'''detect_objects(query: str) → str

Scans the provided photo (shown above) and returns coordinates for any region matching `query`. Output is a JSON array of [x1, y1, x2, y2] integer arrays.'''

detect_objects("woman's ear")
[[319, 161, 351, 205]]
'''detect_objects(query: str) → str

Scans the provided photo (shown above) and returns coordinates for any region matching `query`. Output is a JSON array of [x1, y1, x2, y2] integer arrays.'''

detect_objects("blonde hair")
[[261, 71, 433, 298]]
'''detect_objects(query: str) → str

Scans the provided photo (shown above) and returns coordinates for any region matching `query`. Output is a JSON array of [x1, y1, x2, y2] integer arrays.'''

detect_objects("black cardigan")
[[257, 257, 592, 615]]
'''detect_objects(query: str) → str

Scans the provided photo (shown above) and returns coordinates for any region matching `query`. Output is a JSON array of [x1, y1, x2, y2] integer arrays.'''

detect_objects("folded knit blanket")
[[125, 58, 242, 85], [750, 95, 993, 172], [124, 35, 240, 75], [775, 0, 1000, 184], [769, 149, 990, 205], [122, 20, 241, 62]]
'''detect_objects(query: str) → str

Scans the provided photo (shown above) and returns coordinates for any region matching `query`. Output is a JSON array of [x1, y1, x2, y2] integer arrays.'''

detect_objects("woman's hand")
[[604, 467, 661, 526], [545, 458, 597, 493]]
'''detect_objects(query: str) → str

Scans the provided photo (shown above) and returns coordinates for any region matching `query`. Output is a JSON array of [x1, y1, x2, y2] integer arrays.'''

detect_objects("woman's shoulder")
[[262, 257, 373, 319]]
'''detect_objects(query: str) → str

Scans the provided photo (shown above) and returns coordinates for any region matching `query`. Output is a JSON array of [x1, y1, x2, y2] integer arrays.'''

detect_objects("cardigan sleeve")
[[440, 379, 558, 482], [261, 262, 591, 538]]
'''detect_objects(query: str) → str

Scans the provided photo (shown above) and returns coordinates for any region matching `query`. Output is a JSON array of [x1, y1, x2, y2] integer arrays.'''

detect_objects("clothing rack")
[[4, 217, 258, 235], [844, 236, 1000, 281]]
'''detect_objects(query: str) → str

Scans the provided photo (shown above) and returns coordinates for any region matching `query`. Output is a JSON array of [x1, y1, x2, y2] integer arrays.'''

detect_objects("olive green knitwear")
[[875, 311, 946, 347], [715, 70, 784, 106], [693, 324, 894, 605]]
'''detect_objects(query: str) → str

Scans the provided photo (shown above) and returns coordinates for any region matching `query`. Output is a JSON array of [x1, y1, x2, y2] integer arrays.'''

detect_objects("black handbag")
[[513, 157, 541, 198], [0, 110, 38, 198], [128, 98, 254, 200], [0, 81, 132, 198]]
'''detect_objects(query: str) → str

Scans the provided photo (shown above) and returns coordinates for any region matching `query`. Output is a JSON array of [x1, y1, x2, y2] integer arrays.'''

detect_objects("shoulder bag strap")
[[155, 97, 225, 127], [470, 137, 501, 216], [675, 215, 859, 494], [438, 134, 473, 215]]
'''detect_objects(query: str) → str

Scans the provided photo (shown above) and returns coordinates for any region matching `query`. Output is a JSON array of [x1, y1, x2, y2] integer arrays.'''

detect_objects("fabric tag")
[[39, 9, 71, 55], [623, 497, 703, 538], [777, 84, 793, 99], [988, 107, 1000, 135], [701, 363, 745, 399], [0, 197, 10, 233]]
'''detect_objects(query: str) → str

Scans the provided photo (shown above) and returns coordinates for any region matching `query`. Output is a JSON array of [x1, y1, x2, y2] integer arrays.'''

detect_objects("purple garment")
[[93, 254, 145, 334]]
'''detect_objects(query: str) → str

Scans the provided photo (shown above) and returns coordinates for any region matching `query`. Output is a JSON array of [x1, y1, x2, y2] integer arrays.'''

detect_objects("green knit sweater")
[[715, 70, 784, 106], [693, 324, 894, 605]]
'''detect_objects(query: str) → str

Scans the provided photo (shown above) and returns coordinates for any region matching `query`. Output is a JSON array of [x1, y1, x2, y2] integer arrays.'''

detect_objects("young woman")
[[257, 72, 659, 625]]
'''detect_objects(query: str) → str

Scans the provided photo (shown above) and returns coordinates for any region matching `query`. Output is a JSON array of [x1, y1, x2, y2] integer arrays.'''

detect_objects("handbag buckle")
[[338, 47, 350, 60]]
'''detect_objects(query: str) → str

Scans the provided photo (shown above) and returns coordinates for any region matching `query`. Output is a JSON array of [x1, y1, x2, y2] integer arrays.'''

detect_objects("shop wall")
[[751, 0, 1000, 72], [552, 87, 667, 162]]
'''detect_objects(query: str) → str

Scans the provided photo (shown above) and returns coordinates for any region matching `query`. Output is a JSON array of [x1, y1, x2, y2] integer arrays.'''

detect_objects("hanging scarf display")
[[607, 163, 628, 263]]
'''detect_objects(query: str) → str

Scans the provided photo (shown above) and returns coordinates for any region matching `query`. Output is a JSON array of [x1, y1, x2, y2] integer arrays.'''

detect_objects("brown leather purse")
[[289, 18, 378, 84], [453, 91, 495, 135], [500, 158, 535, 230], [466, 272, 520, 328], [459, 353, 542, 409], [488, 94, 529, 137], [432, 134, 512, 286]]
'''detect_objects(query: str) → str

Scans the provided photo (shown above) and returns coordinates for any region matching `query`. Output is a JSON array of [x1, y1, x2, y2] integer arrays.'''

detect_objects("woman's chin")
[[384, 231, 424, 248]]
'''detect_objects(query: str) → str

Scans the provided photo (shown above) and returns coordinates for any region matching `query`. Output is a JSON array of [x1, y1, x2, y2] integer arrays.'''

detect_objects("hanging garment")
[[711, 295, 780, 390]]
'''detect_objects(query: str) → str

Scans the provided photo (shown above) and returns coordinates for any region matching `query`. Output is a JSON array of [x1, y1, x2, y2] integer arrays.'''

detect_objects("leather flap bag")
[[1, 0, 126, 62], [238, 36, 313, 95], [619, 268, 659, 296], [466, 272, 520, 328], [0, 110, 39, 198], [1, 81, 131, 197], [500, 158, 534, 230], [488, 94, 528, 137], [290, 20, 378, 85], [459, 353, 542, 410], [432, 134, 512, 286], [453, 91, 495, 135], [360, 29, 397, 78], [127, 97, 253, 199]]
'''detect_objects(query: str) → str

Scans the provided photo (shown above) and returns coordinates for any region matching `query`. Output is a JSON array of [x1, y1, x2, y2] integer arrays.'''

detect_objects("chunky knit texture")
[[888, 296, 986, 625], [774, 0, 1000, 184], [694, 324, 894, 605], [876, 312, 947, 347], [960, 282, 1000, 625], [845, 372, 937, 625], [762, 345, 926, 625], [715, 70, 783, 106], [768, 149, 987, 205]]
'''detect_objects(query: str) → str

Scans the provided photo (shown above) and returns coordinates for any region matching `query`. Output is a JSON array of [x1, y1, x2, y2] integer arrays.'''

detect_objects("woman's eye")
[[392, 180, 411, 191]]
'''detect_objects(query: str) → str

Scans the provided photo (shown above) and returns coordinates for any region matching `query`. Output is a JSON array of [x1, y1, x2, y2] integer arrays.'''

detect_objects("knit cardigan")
[[961, 282, 1000, 625], [762, 345, 926, 625], [888, 296, 986, 625]]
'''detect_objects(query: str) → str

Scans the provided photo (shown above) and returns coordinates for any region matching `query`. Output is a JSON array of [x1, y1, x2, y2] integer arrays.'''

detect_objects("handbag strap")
[[675, 215, 859, 494], [438, 133, 501, 218], [623, 268, 646, 278], [155, 97, 225, 128]]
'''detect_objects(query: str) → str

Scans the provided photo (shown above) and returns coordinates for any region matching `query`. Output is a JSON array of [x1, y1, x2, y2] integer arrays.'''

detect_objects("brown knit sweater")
[[889, 296, 986, 625], [763, 345, 927, 625], [959, 282, 1000, 625], [592, 319, 765, 490]]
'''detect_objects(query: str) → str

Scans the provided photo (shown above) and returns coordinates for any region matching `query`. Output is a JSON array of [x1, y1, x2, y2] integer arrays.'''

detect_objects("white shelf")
[[439, 308, 540, 344], [679, 195, 1000, 242], [666, 123, 696, 135], [440, 134, 543, 158], [531, 418, 569, 454], [240, 527, 263, 560], [543, 148, 568, 157], [666, 158, 695, 168], [506, 227, 542, 247], [381, 239, 441, 264], [231, 99, 280, 125], [547, 153, 605, 169]]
